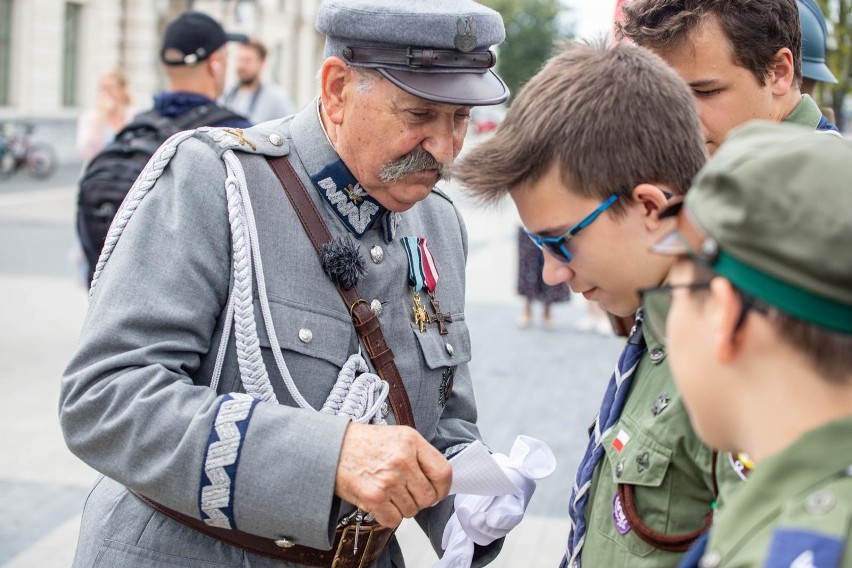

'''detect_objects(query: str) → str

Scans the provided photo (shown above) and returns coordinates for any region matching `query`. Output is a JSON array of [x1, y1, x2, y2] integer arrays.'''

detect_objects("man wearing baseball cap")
[[642, 121, 852, 567], [155, 10, 250, 128], [60, 1, 551, 567]]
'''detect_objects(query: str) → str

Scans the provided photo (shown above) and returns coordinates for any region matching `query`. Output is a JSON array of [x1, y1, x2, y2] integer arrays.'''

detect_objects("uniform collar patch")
[[310, 160, 386, 239]]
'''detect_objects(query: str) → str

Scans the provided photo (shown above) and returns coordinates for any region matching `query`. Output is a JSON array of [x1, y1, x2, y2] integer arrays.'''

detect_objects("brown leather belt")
[[132, 491, 395, 567]]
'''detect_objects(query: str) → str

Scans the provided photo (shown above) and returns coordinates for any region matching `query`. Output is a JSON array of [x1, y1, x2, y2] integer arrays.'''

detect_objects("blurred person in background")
[[798, 0, 838, 123], [224, 38, 296, 124], [516, 227, 572, 329], [619, 0, 840, 155], [75, 70, 135, 164]]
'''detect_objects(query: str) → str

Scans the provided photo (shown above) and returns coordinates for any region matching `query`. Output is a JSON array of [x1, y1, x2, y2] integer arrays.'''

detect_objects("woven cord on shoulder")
[[264, 155, 416, 429]]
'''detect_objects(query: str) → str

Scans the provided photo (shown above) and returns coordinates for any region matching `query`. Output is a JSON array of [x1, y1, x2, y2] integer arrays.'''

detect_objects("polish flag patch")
[[612, 429, 631, 452]]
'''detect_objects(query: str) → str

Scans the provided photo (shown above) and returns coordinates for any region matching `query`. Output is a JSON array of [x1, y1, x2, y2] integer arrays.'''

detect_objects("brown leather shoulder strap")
[[265, 155, 416, 429]]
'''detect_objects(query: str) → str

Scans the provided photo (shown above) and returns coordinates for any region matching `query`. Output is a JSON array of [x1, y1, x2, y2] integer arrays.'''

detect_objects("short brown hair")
[[618, 0, 802, 87], [453, 41, 706, 213], [243, 37, 268, 61]]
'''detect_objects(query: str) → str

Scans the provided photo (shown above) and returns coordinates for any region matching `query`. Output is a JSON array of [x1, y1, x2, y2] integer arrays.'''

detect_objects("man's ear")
[[710, 277, 743, 363], [631, 183, 673, 231], [320, 57, 350, 126], [768, 47, 796, 96]]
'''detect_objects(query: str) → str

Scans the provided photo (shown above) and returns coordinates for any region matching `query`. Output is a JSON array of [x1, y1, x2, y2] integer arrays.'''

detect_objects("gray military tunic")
[[60, 101, 500, 567]]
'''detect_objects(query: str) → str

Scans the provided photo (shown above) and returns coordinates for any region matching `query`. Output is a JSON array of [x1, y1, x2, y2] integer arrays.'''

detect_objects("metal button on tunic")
[[269, 133, 284, 146], [805, 490, 836, 515], [445, 343, 454, 355], [298, 328, 313, 343], [649, 348, 665, 363], [615, 461, 624, 478], [370, 245, 384, 264], [370, 299, 383, 316]]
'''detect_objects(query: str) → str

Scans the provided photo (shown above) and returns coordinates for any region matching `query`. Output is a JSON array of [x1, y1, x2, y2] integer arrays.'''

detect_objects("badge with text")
[[401, 236, 453, 334]]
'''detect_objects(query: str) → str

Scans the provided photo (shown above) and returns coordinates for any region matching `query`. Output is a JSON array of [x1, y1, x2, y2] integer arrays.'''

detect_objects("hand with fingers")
[[334, 422, 453, 528]]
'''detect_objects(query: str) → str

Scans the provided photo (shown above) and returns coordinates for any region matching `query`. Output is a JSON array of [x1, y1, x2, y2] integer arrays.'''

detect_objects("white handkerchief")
[[448, 441, 520, 496]]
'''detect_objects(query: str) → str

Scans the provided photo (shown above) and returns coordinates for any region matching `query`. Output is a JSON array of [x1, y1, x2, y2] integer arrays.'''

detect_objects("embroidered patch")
[[612, 429, 631, 452], [765, 528, 843, 568], [310, 161, 384, 237], [612, 493, 631, 535], [199, 392, 258, 529]]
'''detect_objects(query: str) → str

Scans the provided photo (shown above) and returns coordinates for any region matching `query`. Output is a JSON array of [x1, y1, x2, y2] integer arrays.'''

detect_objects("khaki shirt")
[[578, 329, 743, 567], [699, 416, 852, 567], [784, 94, 827, 128]]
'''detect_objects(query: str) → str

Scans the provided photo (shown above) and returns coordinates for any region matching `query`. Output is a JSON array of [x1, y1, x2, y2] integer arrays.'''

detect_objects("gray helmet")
[[798, 0, 838, 83]]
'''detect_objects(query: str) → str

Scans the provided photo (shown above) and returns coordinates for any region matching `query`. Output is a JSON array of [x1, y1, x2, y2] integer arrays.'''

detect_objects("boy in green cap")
[[454, 40, 743, 568], [643, 121, 852, 567]]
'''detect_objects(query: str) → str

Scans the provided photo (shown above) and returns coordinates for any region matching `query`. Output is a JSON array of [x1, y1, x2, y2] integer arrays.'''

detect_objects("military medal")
[[401, 236, 453, 334]]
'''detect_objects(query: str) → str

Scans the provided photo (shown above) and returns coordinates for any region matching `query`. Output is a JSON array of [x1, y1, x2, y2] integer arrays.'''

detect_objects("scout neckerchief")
[[401, 236, 453, 335], [562, 311, 647, 568]]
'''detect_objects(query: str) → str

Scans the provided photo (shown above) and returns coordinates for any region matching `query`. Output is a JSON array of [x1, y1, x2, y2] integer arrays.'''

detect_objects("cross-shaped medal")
[[427, 295, 453, 335], [223, 128, 257, 150]]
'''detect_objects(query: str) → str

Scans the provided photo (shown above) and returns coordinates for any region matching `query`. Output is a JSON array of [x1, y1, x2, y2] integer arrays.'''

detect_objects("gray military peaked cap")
[[316, 0, 509, 106]]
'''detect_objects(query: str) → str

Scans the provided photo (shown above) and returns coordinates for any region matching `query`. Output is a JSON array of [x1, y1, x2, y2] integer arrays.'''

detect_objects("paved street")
[[0, 145, 623, 567]]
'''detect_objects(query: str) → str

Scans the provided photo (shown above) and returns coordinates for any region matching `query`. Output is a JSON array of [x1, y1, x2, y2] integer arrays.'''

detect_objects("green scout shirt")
[[579, 329, 744, 568], [700, 416, 852, 568], [784, 94, 826, 129]]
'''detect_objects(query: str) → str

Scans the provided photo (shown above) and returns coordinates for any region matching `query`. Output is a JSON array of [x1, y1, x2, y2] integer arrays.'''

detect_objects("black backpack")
[[77, 104, 242, 281]]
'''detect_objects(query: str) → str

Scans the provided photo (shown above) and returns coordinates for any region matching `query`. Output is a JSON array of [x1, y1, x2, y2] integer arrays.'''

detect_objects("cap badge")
[[454, 16, 477, 52]]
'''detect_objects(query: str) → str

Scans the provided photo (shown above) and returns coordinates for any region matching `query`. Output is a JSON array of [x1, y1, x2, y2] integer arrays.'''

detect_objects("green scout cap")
[[654, 120, 852, 334]]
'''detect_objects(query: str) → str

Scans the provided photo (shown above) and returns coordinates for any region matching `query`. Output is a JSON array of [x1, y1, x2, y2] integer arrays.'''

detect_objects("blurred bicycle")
[[0, 121, 58, 180]]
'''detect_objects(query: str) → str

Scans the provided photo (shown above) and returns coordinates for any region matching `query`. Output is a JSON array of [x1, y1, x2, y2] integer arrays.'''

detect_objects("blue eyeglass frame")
[[524, 194, 619, 263]]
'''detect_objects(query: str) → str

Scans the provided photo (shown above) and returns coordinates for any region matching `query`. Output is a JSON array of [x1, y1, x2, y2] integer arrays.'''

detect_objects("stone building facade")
[[0, 0, 324, 164]]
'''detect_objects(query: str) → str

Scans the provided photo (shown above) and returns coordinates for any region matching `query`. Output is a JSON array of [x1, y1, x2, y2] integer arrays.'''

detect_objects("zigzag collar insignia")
[[310, 160, 400, 242]]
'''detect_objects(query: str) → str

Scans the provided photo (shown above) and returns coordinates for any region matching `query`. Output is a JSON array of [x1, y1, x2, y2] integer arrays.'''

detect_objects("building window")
[[62, 2, 82, 107], [0, 0, 12, 106]]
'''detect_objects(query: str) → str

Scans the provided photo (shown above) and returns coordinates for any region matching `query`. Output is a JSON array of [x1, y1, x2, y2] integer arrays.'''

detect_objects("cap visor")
[[802, 60, 838, 84], [378, 68, 509, 106], [226, 32, 250, 43]]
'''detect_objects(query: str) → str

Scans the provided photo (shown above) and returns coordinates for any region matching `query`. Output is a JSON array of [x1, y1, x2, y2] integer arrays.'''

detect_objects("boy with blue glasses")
[[455, 40, 743, 567]]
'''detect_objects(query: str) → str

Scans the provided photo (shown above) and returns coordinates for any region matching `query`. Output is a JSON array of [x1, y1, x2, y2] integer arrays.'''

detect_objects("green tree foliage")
[[815, 0, 851, 129], [481, 0, 568, 103]]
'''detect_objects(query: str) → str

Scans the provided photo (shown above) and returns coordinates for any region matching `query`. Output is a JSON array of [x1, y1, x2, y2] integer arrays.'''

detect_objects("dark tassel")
[[320, 236, 367, 290]]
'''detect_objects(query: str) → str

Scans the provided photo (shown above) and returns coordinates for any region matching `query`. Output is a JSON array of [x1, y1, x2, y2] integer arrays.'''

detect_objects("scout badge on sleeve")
[[401, 236, 454, 334]]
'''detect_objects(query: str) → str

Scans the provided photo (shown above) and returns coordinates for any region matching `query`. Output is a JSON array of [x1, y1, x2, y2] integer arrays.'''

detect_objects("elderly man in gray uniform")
[[59, 2, 550, 567]]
